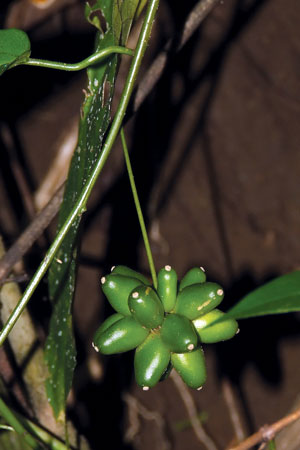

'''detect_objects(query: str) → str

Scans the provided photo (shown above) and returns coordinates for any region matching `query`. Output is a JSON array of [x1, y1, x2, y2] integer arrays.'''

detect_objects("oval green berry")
[[160, 313, 198, 353], [111, 265, 150, 285], [193, 309, 238, 343], [179, 267, 206, 291], [93, 316, 149, 354], [134, 332, 170, 390], [174, 282, 224, 320], [157, 265, 178, 312], [101, 273, 143, 316], [96, 312, 124, 335], [129, 285, 164, 329], [171, 348, 206, 389]]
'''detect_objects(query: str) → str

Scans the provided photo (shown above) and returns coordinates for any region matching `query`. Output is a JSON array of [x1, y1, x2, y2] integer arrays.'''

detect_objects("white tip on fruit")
[[143, 386, 150, 391], [165, 265, 172, 271], [187, 344, 194, 351], [217, 289, 224, 296], [100, 276, 106, 284], [200, 266, 205, 272], [132, 291, 139, 298], [92, 342, 99, 352], [110, 265, 115, 272], [197, 386, 203, 391]]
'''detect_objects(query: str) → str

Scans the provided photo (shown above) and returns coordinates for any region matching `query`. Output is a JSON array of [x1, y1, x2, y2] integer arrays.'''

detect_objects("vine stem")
[[120, 128, 157, 289], [0, 0, 160, 346], [24, 46, 134, 71], [0, 397, 40, 449]]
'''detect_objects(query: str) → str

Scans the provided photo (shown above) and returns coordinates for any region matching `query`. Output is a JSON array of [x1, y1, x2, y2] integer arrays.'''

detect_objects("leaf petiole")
[[24, 45, 134, 71]]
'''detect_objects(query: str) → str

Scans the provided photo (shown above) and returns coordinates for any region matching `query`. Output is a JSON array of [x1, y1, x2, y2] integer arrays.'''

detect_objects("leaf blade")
[[221, 271, 300, 321]]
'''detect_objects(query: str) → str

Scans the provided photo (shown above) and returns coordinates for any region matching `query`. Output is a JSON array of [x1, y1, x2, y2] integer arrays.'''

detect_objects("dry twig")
[[170, 370, 218, 450], [222, 378, 247, 444], [228, 407, 300, 450]]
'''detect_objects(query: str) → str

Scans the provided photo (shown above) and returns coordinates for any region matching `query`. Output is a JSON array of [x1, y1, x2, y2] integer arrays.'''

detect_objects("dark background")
[[0, 0, 300, 449]]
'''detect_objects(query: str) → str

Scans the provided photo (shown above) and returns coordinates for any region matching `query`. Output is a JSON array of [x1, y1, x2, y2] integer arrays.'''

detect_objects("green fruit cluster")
[[92, 265, 239, 391]]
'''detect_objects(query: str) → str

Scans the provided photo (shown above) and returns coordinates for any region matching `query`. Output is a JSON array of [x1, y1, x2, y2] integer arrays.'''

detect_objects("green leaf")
[[45, 0, 140, 419], [0, 29, 31, 75], [217, 271, 300, 322]]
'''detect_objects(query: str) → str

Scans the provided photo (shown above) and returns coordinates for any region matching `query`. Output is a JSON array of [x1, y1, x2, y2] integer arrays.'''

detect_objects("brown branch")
[[0, 0, 220, 282], [132, 0, 220, 114], [0, 184, 64, 282], [170, 370, 218, 450], [222, 378, 247, 444], [228, 407, 300, 450]]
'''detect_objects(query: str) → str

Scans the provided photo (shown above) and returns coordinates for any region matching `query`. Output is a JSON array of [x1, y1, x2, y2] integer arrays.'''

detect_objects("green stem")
[[268, 440, 276, 450], [120, 128, 157, 288], [0, 0, 160, 346], [24, 46, 134, 71], [0, 397, 40, 449]]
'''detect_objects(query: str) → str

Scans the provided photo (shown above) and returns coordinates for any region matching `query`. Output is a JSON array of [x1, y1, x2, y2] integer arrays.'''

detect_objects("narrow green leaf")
[[216, 271, 300, 322], [0, 29, 31, 75], [45, 0, 139, 419]]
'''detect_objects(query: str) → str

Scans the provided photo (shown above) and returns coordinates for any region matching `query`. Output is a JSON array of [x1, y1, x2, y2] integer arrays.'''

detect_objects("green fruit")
[[171, 348, 206, 389], [101, 273, 143, 316], [93, 316, 149, 354], [179, 267, 206, 291], [111, 265, 150, 285], [134, 332, 170, 390], [128, 285, 164, 329], [174, 282, 224, 320], [193, 309, 239, 343], [157, 265, 178, 312], [160, 313, 198, 353], [97, 313, 124, 334]]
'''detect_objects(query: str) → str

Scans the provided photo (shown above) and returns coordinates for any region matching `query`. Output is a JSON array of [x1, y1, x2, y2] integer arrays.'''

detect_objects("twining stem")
[[0, 397, 40, 449], [120, 128, 157, 289], [0, 0, 160, 346], [24, 46, 134, 71]]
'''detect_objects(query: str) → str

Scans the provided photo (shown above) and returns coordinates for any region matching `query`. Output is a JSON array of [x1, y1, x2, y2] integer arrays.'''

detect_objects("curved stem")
[[120, 128, 157, 288], [0, 397, 40, 449], [0, 0, 160, 346], [24, 46, 134, 71]]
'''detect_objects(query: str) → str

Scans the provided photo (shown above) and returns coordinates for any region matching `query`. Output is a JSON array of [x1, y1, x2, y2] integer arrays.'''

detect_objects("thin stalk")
[[120, 128, 157, 288], [0, 0, 160, 346], [0, 397, 40, 449], [24, 46, 133, 71]]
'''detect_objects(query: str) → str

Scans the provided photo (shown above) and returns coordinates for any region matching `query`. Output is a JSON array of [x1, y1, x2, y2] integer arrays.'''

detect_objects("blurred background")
[[0, 0, 300, 449]]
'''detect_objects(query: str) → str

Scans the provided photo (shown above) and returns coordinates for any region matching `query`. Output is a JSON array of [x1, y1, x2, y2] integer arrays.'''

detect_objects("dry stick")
[[0, 184, 64, 282], [222, 378, 247, 443], [170, 370, 218, 450], [0, 0, 220, 283], [132, 0, 220, 113], [228, 407, 300, 450]]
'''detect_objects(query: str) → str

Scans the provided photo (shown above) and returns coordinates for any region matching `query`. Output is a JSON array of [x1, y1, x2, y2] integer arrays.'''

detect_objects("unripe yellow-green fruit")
[[174, 282, 224, 320], [179, 267, 206, 291], [111, 265, 150, 285], [134, 332, 170, 390], [92, 316, 149, 354], [96, 313, 124, 335], [101, 273, 143, 316], [171, 348, 206, 389], [129, 285, 164, 329], [193, 309, 239, 343], [160, 313, 198, 353], [157, 265, 178, 312]]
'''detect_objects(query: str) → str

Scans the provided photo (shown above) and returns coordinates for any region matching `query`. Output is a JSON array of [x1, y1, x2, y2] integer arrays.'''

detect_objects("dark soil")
[[1, 0, 300, 449]]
